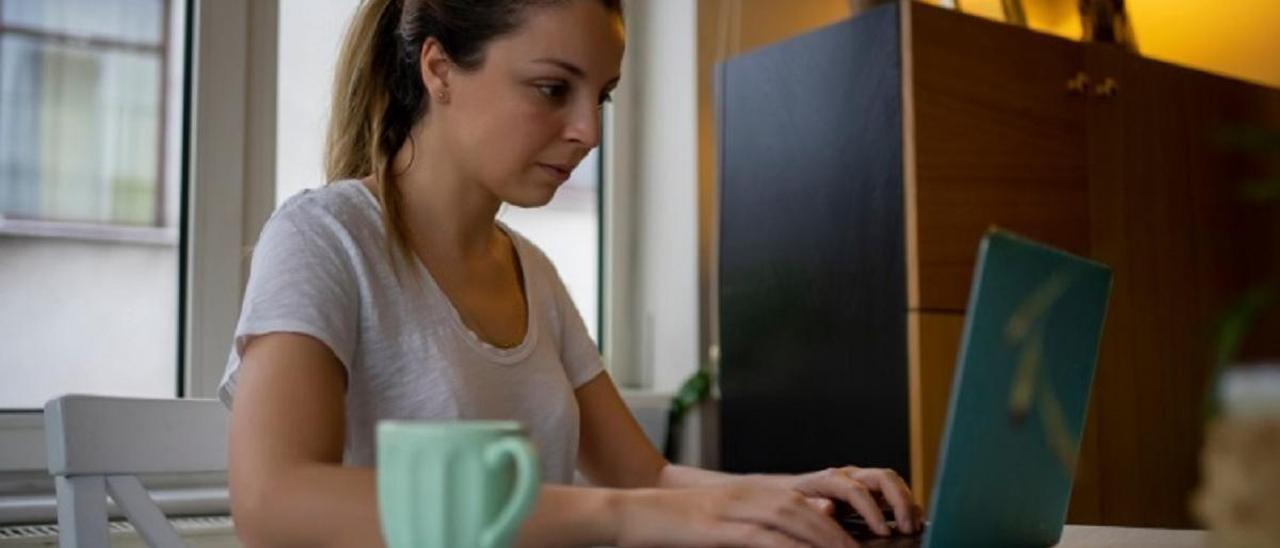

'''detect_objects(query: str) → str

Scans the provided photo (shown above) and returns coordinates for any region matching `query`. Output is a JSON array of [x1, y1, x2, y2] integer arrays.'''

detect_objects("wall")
[[276, 0, 356, 204], [0, 237, 177, 409], [1125, 0, 1280, 88], [938, 0, 1280, 88]]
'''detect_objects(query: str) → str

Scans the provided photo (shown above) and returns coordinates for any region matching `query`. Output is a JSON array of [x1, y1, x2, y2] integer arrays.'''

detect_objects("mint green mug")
[[376, 421, 540, 548]]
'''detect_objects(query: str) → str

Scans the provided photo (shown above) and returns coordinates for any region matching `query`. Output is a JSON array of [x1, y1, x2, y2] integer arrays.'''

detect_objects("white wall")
[[276, 0, 358, 204], [0, 238, 176, 409]]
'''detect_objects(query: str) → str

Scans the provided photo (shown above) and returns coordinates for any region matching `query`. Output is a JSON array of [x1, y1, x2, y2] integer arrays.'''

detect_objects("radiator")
[[0, 516, 238, 547]]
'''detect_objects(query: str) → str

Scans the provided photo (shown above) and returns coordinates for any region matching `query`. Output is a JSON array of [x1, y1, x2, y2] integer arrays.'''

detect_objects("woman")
[[222, 0, 922, 546]]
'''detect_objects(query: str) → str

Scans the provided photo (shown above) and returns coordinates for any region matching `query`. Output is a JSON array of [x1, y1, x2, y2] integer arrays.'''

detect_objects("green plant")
[[1208, 127, 1280, 416], [663, 368, 712, 461]]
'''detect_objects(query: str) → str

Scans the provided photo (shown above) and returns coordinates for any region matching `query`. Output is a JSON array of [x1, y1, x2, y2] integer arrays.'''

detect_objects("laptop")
[[840, 229, 1113, 547]]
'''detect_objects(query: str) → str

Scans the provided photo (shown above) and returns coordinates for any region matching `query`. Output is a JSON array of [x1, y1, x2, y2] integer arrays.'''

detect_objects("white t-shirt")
[[218, 179, 605, 484]]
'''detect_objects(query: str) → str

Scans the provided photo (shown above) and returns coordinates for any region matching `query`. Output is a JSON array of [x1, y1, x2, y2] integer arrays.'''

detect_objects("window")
[[0, 0, 186, 410], [0, 0, 176, 230], [276, 0, 603, 341]]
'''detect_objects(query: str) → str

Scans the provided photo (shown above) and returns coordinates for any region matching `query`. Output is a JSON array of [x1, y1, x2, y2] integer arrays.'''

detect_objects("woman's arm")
[[574, 371, 923, 536], [231, 335, 854, 547], [573, 372, 668, 488], [229, 333, 621, 547], [228, 333, 380, 546]]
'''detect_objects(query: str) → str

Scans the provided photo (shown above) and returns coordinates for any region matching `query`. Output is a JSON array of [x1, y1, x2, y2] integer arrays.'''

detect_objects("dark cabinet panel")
[[718, 3, 909, 476]]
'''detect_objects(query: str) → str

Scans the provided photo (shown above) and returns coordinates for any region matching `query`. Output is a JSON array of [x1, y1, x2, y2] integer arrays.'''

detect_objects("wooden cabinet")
[[718, 0, 1280, 528], [1076, 44, 1280, 527], [908, 1, 1091, 311]]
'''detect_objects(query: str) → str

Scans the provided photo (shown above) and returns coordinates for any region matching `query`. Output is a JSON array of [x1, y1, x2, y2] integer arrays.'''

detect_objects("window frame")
[[602, 0, 700, 393]]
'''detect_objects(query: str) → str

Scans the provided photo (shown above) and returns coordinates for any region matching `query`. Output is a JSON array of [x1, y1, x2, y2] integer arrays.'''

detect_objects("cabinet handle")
[[1092, 77, 1120, 98], [1066, 72, 1091, 95]]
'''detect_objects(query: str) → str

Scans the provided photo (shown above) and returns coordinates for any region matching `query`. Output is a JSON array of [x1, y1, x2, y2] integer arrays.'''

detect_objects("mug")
[[377, 420, 540, 548]]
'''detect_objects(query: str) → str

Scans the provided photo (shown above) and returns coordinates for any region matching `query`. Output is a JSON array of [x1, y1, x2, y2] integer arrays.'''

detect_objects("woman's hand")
[[614, 484, 858, 548], [782, 467, 923, 537]]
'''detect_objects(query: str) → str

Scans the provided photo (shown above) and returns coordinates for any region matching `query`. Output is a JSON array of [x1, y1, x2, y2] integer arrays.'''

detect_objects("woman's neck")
[[391, 125, 504, 263]]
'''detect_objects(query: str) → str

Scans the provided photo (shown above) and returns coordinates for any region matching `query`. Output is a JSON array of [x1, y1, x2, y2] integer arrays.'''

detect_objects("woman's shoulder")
[[269, 180, 382, 238], [276, 179, 379, 222], [250, 180, 386, 269]]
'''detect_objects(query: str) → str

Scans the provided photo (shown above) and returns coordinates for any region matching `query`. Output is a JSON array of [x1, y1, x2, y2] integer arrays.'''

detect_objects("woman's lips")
[[538, 163, 572, 181]]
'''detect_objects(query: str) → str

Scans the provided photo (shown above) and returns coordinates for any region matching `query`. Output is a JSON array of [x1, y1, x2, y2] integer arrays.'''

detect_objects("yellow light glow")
[[915, 0, 1280, 88]]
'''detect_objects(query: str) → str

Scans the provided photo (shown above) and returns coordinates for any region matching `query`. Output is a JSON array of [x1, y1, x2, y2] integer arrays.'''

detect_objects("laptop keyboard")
[[833, 503, 925, 541]]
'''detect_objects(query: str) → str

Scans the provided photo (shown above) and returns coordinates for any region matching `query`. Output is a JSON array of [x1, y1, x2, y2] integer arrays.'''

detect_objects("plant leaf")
[[1217, 126, 1280, 153], [1241, 177, 1280, 203], [1207, 285, 1279, 417], [670, 369, 712, 418]]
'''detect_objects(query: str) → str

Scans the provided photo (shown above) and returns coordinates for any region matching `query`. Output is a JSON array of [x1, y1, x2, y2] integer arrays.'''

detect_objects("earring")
[[435, 88, 449, 103]]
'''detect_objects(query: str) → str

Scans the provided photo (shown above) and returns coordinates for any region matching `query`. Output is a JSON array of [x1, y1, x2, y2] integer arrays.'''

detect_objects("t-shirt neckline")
[[345, 179, 538, 364]]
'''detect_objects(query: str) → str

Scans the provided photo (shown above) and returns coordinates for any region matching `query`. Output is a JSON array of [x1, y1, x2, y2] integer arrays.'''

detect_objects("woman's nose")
[[563, 101, 602, 149]]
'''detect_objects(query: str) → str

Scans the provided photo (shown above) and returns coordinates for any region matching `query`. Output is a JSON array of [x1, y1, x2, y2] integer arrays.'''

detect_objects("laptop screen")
[[925, 229, 1113, 547]]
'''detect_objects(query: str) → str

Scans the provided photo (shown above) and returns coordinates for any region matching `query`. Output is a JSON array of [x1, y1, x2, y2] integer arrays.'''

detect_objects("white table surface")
[[1055, 525, 1205, 547], [851, 524, 1206, 547]]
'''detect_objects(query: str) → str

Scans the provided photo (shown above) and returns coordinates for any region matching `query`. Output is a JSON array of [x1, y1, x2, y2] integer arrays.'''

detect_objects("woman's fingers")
[[721, 489, 855, 548], [795, 471, 890, 536], [896, 476, 926, 531], [841, 480, 892, 536], [851, 468, 917, 534], [805, 496, 834, 515], [615, 486, 863, 548]]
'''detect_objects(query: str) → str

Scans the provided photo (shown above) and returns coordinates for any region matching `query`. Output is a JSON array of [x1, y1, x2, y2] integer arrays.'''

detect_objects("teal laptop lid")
[[923, 229, 1112, 547]]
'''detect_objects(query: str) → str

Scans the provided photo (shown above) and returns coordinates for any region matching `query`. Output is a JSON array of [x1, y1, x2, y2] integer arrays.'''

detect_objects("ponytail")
[[325, 0, 423, 268]]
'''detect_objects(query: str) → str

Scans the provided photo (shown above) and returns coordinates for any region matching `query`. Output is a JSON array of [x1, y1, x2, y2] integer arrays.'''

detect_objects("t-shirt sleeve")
[[546, 260, 605, 389], [218, 208, 360, 407]]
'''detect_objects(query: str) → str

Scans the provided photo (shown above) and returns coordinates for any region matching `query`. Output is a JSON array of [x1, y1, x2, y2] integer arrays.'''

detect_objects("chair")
[[44, 395, 229, 548]]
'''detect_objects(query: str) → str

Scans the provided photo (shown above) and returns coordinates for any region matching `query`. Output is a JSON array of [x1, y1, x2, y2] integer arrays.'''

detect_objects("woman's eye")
[[597, 92, 614, 106], [536, 83, 569, 101]]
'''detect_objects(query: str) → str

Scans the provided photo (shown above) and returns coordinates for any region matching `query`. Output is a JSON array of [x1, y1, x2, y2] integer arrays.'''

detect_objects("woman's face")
[[436, 0, 624, 208]]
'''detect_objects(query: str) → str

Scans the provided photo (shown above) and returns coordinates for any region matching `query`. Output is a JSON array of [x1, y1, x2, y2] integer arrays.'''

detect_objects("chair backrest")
[[44, 395, 229, 548]]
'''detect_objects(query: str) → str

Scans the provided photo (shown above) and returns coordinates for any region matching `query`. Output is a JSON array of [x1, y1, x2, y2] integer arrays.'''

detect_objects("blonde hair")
[[325, 0, 418, 267]]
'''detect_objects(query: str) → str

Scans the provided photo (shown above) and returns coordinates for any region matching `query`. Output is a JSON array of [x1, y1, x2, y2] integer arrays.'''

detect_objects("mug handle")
[[479, 437, 539, 548]]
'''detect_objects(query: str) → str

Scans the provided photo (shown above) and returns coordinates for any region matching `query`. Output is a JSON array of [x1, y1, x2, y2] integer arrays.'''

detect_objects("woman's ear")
[[420, 37, 452, 104]]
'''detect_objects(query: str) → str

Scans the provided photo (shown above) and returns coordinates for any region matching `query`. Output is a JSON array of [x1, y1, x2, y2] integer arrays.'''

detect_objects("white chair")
[[44, 395, 229, 548]]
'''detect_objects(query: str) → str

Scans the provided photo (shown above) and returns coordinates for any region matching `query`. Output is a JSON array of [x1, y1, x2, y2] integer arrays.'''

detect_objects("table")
[[856, 525, 1206, 547], [1056, 525, 1206, 547]]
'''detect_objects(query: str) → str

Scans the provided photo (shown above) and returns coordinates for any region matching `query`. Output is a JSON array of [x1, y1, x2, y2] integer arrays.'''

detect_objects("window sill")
[[0, 218, 177, 246]]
